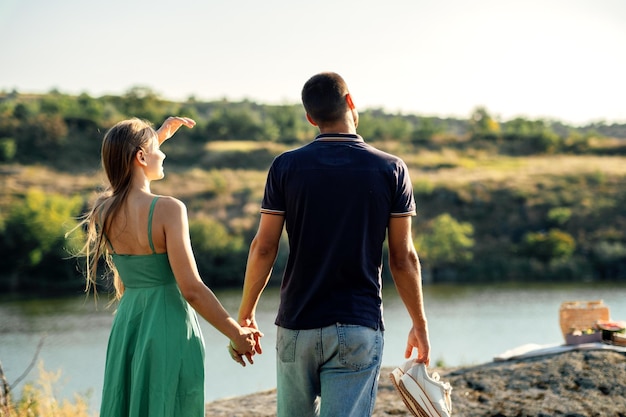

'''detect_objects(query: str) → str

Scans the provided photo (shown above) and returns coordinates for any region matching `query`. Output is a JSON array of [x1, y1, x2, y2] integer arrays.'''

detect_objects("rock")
[[205, 350, 626, 416], [205, 389, 277, 417]]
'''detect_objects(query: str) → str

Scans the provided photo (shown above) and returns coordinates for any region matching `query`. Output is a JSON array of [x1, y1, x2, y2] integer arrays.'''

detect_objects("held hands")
[[228, 326, 264, 367], [156, 116, 196, 144], [239, 317, 263, 355]]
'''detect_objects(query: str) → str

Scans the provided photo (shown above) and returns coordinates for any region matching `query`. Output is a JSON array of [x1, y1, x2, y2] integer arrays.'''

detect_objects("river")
[[1, 282, 625, 413]]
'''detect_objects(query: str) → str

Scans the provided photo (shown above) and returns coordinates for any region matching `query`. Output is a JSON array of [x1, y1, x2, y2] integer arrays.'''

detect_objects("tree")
[[469, 106, 500, 140], [411, 117, 441, 144], [502, 118, 562, 154], [120, 86, 166, 122], [16, 114, 68, 163], [386, 114, 412, 142], [520, 229, 576, 264], [265, 105, 313, 143], [547, 207, 572, 227], [589, 241, 626, 280], [356, 109, 387, 141], [13, 103, 32, 121], [205, 106, 267, 141], [0, 137, 16, 161], [0, 189, 84, 293], [189, 217, 247, 286], [563, 130, 592, 153], [415, 213, 474, 281], [74, 92, 105, 121]]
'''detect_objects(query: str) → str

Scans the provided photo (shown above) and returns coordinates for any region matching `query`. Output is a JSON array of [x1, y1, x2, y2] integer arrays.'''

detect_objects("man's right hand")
[[405, 325, 431, 365]]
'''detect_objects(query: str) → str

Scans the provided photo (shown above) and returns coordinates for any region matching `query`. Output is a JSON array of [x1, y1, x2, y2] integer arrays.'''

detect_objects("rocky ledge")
[[205, 349, 626, 416]]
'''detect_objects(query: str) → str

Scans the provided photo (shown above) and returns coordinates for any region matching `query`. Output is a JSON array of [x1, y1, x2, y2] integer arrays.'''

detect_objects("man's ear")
[[306, 113, 318, 126], [346, 94, 358, 128], [345, 94, 355, 110]]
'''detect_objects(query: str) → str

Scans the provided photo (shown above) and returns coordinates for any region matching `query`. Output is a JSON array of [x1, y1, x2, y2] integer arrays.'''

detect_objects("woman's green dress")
[[100, 197, 205, 417]]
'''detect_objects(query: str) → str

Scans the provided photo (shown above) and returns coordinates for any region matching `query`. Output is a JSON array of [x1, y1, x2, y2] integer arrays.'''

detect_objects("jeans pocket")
[[337, 324, 382, 371], [277, 327, 298, 363]]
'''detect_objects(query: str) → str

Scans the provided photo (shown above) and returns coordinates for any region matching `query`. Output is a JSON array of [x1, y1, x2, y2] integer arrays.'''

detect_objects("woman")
[[79, 116, 260, 417]]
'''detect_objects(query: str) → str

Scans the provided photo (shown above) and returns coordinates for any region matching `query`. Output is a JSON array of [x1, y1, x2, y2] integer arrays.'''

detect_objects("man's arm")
[[238, 213, 285, 354], [387, 215, 431, 364]]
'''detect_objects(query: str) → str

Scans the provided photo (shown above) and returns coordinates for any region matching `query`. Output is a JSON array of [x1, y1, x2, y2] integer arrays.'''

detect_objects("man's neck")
[[317, 122, 357, 135]]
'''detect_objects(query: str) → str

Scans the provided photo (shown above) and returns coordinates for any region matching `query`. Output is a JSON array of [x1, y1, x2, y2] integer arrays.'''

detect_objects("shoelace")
[[431, 372, 452, 391], [430, 371, 453, 413]]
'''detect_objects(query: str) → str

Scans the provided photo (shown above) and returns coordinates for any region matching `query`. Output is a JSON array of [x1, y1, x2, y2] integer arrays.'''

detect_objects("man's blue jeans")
[[276, 324, 384, 417]]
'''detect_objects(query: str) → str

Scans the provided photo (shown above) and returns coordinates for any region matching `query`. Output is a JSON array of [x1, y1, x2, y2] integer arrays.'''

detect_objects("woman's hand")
[[239, 317, 263, 355], [156, 116, 196, 144], [228, 327, 264, 367]]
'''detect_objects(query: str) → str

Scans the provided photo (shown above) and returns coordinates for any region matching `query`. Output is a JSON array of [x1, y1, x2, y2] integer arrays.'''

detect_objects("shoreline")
[[205, 349, 626, 416]]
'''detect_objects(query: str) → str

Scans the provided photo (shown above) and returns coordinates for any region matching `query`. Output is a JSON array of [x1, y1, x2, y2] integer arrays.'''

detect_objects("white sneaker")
[[389, 360, 452, 417]]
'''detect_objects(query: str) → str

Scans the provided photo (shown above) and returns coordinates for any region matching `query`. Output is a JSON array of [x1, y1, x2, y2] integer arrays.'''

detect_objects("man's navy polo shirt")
[[261, 133, 416, 330]]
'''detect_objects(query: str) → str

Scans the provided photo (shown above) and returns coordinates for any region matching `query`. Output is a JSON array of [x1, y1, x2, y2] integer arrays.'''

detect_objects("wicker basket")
[[559, 300, 610, 339]]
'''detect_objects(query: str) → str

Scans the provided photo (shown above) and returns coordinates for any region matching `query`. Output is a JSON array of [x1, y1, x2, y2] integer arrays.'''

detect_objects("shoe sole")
[[389, 369, 438, 417]]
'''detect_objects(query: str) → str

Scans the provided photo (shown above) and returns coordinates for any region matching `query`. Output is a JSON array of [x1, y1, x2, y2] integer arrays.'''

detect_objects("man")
[[236, 72, 430, 417]]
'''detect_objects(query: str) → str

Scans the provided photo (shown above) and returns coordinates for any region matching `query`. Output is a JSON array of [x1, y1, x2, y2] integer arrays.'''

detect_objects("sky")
[[1, 0, 625, 126]]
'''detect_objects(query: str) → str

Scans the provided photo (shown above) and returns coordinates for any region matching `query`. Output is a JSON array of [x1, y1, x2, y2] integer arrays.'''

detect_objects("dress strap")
[[147, 196, 159, 254]]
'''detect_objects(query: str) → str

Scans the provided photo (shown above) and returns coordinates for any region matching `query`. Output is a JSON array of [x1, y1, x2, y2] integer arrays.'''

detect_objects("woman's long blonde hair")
[[80, 118, 157, 299]]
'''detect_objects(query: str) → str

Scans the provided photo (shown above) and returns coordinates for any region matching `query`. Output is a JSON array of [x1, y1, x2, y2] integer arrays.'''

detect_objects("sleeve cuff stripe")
[[260, 208, 286, 215], [390, 210, 416, 217]]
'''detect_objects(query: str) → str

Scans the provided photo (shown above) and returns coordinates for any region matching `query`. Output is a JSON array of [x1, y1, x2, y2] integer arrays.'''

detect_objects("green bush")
[[0, 189, 84, 293], [547, 207, 572, 227], [520, 228, 576, 264], [589, 241, 626, 280], [416, 213, 474, 264], [0, 137, 16, 161], [415, 213, 474, 282], [189, 217, 248, 287]]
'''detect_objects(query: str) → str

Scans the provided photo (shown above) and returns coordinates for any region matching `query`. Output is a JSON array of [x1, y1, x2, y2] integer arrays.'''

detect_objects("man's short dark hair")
[[301, 72, 350, 125]]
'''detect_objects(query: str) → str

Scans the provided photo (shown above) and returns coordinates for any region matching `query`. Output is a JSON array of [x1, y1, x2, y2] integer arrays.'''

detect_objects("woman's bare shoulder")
[[155, 195, 187, 212], [155, 196, 187, 220]]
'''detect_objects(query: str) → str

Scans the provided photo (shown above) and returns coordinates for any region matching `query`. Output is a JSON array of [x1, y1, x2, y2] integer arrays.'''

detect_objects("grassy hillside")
[[1, 89, 625, 292], [2, 140, 625, 289]]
